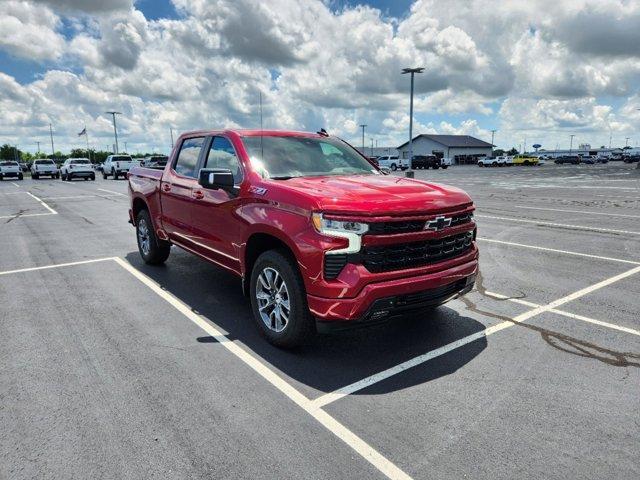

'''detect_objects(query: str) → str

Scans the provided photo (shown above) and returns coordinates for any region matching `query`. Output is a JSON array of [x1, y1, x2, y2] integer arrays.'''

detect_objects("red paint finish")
[[129, 129, 478, 322]]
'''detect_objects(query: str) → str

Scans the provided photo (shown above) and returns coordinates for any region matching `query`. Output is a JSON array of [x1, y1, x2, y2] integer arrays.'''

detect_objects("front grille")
[[360, 231, 473, 273], [368, 220, 425, 235], [324, 254, 348, 279], [367, 212, 472, 235]]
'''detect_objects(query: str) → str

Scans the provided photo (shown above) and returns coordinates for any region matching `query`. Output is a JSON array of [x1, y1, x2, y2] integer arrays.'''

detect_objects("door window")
[[173, 137, 205, 178], [204, 136, 243, 184]]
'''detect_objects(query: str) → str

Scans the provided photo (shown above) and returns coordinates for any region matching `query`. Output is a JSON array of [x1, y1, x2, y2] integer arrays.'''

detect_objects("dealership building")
[[397, 134, 494, 164]]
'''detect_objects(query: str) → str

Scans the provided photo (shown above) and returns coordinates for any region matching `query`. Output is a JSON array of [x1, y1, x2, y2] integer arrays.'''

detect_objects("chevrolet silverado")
[[128, 129, 478, 347]]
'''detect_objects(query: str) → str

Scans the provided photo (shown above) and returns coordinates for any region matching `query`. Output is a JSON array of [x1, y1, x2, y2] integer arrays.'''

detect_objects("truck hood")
[[274, 174, 472, 215]]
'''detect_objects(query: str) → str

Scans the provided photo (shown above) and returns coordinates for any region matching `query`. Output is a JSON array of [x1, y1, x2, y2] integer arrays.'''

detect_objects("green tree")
[[0, 144, 21, 160], [507, 147, 519, 155]]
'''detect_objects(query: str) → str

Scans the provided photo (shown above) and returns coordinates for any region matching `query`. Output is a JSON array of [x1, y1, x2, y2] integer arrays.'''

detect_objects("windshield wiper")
[[270, 175, 295, 180]]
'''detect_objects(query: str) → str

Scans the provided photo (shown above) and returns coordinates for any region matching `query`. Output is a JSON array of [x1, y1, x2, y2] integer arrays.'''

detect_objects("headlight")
[[311, 213, 368, 254]]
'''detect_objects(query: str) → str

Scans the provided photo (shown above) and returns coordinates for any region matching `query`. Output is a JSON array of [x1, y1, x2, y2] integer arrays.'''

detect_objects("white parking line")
[[513, 205, 640, 219], [98, 188, 127, 197], [0, 257, 116, 276], [0, 212, 57, 220], [478, 237, 640, 266], [40, 194, 122, 200], [113, 258, 412, 480], [310, 265, 640, 408], [25, 191, 57, 215], [484, 291, 640, 337], [477, 214, 640, 236], [11, 182, 20, 187]]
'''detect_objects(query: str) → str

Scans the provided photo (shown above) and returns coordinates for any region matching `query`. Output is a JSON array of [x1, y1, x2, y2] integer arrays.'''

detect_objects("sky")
[[1, 0, 639, 155]]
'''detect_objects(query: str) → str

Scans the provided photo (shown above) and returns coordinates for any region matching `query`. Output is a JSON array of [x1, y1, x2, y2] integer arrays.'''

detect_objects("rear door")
[[160, 136, 206, 245], [190, 135, 245, 274]]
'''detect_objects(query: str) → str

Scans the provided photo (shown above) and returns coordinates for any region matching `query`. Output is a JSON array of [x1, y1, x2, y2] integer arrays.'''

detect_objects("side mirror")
[[198, 168, 234, 190]]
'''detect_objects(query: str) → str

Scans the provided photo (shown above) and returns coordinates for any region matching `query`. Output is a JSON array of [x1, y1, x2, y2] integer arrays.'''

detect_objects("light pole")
[[105, 111, 122, 153], [49, 123, 55, 158], [359, 124, 367, 154], [370, 137, 374, 156], [625, 137, 630, 147], [36, 141, 41, 156], [569, 134, 575, 153], [490, 129, 496, 154], [401, 67, 424, 172], [170, 127, 174, 149], [124, 141, 128, 153]]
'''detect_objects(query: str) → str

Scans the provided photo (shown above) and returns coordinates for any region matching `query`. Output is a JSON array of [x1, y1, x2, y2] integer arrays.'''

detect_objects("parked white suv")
[[31, 159, 60, 179], [377, 155, 407, 171], [0, 160, 23, 181], [61, 158, 95, 181], [103, 155, 136, 179]]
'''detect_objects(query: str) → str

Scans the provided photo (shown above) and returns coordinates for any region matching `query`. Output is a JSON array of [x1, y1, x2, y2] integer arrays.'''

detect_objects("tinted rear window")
[[35, 160, 54, 165], [112, 156, 132, 162], [71, 160, 90, 164], [1, 161, 18, 166]]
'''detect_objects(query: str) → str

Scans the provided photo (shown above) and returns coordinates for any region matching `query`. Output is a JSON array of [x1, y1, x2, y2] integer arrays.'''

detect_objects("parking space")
[[1, 164, 639, 479]]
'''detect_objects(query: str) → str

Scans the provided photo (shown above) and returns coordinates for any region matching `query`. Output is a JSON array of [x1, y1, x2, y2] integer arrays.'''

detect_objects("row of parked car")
[[0, 155, 168, 181], [374, 155, 451, 171]]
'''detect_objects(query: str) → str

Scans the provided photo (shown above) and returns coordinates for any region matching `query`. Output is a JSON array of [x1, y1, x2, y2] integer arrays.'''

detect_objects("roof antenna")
[[259, 91, 264, 161], [317, 128, 328, 137]]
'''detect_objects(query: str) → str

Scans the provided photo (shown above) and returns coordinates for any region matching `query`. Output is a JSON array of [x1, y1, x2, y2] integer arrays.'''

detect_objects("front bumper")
[[68, 171, 94, 177], [309, 254, 478, 324], [1, 171, 20, 177]]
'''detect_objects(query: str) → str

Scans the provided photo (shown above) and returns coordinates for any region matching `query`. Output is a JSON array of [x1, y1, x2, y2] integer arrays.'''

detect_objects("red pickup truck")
[[128, 129, 478, 347]]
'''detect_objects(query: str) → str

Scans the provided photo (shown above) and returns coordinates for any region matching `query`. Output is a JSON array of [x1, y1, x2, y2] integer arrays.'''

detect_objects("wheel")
[[442, 165, 448, 169], [0, 175, 3, 181], [67, 174, 73, 181], [492, 162, 498, 167], [103, 171, 108, 179], [136, 209, 170, 265], [390, 163, 397, 171], [250, 249, 315, 348], [112, 169, 118, 180], [33, 173, 39, 179], [478, 163, 483, 167], [524, 160, 530, 165], [91, 175, 95, 181], [84, 177, 88, 181], [55, 173, 60, 179], [18, 174, 23, 180]]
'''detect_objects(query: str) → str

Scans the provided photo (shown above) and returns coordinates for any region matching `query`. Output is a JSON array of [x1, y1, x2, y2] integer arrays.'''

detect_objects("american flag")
[[78, 127, 86, 136]]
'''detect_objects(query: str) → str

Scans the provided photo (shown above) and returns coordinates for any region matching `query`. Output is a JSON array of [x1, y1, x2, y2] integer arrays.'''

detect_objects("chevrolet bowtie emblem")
[[426, 216, 452, 231]]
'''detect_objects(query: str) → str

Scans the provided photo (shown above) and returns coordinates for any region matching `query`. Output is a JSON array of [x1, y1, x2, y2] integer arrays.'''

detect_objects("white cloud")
[[0, 0, 639, 153], [0, 1, 65, 60]]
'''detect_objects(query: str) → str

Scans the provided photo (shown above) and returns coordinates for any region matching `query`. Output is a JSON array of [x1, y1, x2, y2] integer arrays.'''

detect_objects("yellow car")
[[512, 154, 538, 166]]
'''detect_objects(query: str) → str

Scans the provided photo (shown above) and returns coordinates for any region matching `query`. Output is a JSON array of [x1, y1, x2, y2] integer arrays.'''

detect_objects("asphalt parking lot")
[[1, 163, 639, 479]]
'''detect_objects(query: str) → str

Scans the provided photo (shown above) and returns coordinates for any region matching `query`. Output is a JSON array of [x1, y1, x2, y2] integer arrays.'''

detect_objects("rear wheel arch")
[[132, 197, 149, 224]]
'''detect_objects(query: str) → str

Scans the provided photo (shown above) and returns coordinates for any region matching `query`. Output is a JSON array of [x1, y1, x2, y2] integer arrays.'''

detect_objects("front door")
[[190, 136, 245, 274]]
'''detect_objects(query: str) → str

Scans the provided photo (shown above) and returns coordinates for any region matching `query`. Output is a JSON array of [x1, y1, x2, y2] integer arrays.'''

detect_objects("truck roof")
[[180, 129, 325, 139]]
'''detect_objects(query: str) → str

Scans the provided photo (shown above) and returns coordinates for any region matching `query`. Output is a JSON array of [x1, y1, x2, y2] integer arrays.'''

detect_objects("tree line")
[[0, 144, 159, 163]]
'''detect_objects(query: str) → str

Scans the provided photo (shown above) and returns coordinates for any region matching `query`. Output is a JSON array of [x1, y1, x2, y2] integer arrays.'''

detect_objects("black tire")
[[18, 174, 23, 180], [84, 177, 88, 181], [0, 175, 3, 181], [91, 175, 95, 181], [250, 249, 315, 348], [55, 173, 60, 179], [433, 165, 440, 169], [524, 160, 530, 166], [68, 174, 73, 181], [33, 173, 39, 179], [442, 165, 448, 169], [136, 209, 170, 265], [478, 163, 483, 167], [390, 163, 397, 171], [112, 169, 118, 180]]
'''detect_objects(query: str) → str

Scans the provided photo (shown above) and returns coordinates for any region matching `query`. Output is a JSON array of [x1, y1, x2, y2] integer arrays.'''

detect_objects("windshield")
[[35, 160, 54, 165], [113, 156, 132, 162], [242, 135, 378, 179], [1, 161, 18, 166], [71, 159, 90, 164]]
